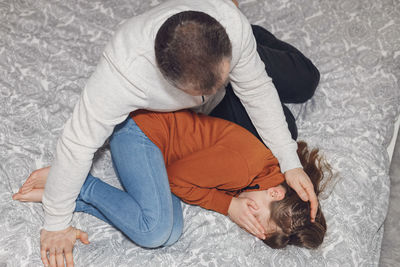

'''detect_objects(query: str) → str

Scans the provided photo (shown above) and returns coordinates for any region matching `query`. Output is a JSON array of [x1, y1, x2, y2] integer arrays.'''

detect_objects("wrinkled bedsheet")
[[1, 0, 399, 266]]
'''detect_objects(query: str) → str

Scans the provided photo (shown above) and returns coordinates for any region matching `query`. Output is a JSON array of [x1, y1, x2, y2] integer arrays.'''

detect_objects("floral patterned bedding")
[[0, 0, 399, 266]]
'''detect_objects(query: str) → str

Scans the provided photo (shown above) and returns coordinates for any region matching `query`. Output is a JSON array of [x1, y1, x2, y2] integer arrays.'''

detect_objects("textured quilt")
[[1, 0, 399, 266]]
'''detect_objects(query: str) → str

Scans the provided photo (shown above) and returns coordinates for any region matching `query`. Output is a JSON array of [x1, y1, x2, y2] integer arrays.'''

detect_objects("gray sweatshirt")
[[42, 0, 301, 231]]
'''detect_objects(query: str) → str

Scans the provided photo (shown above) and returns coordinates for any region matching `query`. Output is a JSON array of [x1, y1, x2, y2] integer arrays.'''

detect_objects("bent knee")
[[287, 64, 320, 103], [137, 232, 171, 248], [162, 221, 184, 247], [129, 215, 183, 248], [126, 216, 174, 248], [299, 60, 320, 101], [128, 226, 172, 248]]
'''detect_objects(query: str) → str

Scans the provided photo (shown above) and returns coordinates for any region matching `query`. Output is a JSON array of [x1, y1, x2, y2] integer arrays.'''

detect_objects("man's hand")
[[40, 226, 90, 267], [284, 168, 318, 222], [227, 197, 266, 239]]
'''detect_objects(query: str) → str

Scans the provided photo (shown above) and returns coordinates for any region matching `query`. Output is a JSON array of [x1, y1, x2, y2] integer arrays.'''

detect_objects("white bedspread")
[[0, 0, 399, 266]]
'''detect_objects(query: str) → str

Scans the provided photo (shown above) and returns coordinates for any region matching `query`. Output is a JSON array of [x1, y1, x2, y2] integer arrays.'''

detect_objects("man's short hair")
[[155, 11, 232, 94]]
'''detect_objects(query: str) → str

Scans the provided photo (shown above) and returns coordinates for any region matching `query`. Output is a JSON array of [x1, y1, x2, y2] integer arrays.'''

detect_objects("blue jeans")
[[74, 117, 183, 247]]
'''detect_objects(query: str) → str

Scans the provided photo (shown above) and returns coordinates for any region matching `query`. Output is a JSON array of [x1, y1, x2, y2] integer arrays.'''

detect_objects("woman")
[[13, 109, 329, 249]]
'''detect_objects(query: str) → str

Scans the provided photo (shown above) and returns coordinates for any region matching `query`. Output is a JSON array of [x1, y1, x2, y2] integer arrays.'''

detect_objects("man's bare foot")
[[18, 166, 50, 194], [12, 188, 44, 202]]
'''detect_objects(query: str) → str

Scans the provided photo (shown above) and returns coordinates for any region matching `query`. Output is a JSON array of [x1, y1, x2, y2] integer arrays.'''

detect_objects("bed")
[[1, 0, 399, 266]]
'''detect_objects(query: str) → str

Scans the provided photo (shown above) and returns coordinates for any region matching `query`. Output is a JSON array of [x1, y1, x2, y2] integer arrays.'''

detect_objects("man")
[[37, 0, 319, 266]]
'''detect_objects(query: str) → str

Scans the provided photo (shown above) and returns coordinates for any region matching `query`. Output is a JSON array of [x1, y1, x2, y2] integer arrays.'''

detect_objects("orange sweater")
[[131, 110, 285, 215]]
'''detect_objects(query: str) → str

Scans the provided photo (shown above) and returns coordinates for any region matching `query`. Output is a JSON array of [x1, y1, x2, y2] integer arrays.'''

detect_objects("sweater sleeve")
[[167, 149, 233, 215], [228, 12, 301, 173], [166, 144, 251, 215], [169, 182, 233, 215], [42, 53, 148, 231]]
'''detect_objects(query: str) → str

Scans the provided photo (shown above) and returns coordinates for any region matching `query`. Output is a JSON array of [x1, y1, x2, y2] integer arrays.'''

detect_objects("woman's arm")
[[166, 143, 266, 239], [166, 144, 247, 215], [169, 182, 233, 215]]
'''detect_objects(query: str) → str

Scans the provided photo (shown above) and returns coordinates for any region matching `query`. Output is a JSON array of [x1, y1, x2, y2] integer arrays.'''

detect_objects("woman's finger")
[[241, 212, 263, 238], [246, 199, 259, 210], [242, 221, 257, 237], [244, 199, 265, 237], [246, 214, 265, 239]]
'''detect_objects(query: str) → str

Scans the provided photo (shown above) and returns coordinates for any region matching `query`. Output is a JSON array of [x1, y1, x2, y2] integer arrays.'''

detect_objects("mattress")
[[380, 123, 400, 266], [387, 115, 400, 161], [1, 0, 399, 266]]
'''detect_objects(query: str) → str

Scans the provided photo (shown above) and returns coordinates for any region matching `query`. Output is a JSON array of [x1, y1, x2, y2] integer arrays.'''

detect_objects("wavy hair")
[[263, 141, 333, 249]]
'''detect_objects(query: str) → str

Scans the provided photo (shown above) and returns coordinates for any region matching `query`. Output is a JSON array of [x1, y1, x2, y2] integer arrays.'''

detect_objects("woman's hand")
[[40, 226, 90, 267], [284, 168, 318, 222], [227, 197, 266, 239]]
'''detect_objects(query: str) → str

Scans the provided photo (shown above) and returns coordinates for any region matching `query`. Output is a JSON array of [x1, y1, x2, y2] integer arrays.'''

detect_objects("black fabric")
[[209, 85, 298, 141], [209, 24, 320, 142]]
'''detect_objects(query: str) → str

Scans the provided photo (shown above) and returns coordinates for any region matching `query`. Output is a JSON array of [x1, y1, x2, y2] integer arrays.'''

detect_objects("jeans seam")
[[112, 118, 171, 236], [129, 132, 170, 236], [140, 139, 163, 233]]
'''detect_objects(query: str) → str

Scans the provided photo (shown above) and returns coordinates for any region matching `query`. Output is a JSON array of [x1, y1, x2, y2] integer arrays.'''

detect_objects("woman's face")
[[239, 185, 286, 237]]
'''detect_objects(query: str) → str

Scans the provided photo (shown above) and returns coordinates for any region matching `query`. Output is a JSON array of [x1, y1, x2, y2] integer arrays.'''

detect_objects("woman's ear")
[[269, 186, 285, 201]]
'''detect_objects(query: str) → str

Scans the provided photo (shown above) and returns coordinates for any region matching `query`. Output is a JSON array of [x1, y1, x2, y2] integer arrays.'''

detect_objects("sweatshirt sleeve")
[[228, 12, 301, 173], [42, 53, 148, 231]]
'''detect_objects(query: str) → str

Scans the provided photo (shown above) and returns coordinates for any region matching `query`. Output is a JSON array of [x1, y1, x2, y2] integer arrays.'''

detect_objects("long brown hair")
[[263, 141, 333, 249]]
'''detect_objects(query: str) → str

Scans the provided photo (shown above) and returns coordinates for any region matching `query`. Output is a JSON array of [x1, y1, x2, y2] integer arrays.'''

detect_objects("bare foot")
[[12, 188, 44, 202], [232, 0, 239, 8], [18, 166, 50, 194]]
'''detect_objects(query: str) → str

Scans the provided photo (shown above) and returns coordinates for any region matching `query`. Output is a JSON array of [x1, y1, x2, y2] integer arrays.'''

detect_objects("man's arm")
[[42, 53, 147, 231], [228, 11, 318, 220], [40, 53, 148, 266], [228, 15, 300, 173]]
